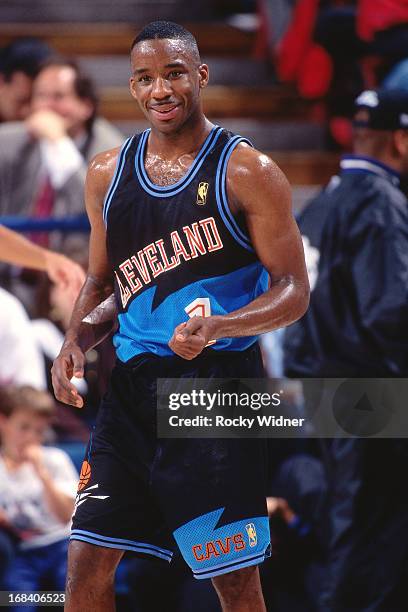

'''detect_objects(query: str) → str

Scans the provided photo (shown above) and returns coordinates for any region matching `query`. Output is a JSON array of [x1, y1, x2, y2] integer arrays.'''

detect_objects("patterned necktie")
[[31, 176, 54, 247]]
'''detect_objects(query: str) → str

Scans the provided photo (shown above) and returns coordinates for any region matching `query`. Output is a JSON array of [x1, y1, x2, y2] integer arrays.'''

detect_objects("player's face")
[[31, 66, 93, 136], [129, 38, 209, 133]]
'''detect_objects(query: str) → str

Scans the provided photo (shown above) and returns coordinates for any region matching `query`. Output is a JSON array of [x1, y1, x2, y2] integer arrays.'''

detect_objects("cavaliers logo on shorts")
[[173, 507, 271, 580]]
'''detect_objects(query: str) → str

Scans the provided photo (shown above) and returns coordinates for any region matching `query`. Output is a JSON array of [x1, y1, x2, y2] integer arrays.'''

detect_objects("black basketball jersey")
[[104, 125, 268, 361]]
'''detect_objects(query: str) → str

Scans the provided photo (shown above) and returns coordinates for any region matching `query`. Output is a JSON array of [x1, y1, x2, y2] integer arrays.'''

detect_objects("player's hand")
[[168, 316, 215, 360], [26, 109, 67, 142], [51, 342, 85, 408]]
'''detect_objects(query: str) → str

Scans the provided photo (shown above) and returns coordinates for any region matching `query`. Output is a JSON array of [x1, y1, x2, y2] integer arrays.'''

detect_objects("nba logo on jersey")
[[196, 182, 209, 205], [245, 523, 257, 547]]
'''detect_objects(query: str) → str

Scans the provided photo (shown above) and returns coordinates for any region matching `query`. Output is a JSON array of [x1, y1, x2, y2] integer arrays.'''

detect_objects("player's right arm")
[[51, 147, 120, 408]]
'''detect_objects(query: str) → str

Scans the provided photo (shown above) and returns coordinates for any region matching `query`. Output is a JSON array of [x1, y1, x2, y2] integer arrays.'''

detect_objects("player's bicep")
[[246, 188, 307, 283], [229, 149, 308, 284], [84, 151, 119, 283]]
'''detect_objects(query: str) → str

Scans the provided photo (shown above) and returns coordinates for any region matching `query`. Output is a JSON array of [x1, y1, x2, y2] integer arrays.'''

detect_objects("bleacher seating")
[[0, 22, 255, 56], [0, 19, 335, 194], [99, 84, 313, 121]]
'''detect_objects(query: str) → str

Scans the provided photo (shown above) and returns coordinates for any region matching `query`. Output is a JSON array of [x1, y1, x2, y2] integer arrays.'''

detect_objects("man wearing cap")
[[284, 89, 408, 611], [0, 39, 52, 123]]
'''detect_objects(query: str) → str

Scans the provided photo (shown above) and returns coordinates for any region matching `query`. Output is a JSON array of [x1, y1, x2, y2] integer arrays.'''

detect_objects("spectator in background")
[[284, 89, 408, 611], [357, 0, 408, 59], [0, 224, 84, 390], [285, 88, 408, 378], [0, 287, 48, 389], [263, 454, 327, 612], [0, 386, 78, 607], [0, 57, 124, 253], [0, 38, 51, 123]]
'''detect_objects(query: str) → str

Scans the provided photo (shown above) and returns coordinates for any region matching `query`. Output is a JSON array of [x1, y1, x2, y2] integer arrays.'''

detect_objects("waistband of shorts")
[[115, 343, 261, 374]]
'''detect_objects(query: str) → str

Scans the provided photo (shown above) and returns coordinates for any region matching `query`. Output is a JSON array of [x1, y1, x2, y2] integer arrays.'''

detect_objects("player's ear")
[[198, 64, 209, 89]]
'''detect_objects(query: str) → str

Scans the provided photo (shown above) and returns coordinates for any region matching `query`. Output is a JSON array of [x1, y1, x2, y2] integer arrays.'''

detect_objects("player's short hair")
[[0, 385, 55, 419], [131, 21, 200, 62], [0, 38, 51, 81]]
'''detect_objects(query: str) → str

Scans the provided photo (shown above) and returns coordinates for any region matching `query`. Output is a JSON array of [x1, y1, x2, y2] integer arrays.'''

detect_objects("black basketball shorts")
[[70, 343, 271, 580]]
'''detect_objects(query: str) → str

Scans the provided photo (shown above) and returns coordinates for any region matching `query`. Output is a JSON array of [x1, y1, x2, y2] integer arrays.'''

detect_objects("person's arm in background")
[[0, 225, 85, 290], [51, 148, 120, 408], [351, 202, 408, 374]]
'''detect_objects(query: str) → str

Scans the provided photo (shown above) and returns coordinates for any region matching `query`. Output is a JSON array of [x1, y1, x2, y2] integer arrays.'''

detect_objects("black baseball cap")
[[353, 88, 408, 130], [0, 38, 52, 79]]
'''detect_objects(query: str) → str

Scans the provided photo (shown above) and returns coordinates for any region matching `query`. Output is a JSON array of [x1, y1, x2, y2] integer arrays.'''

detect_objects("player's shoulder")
[[226, 141, 291, 209], [87, 132, 138, 182], [88, 145, 122, 179], [227, 141, 290, 189], [86, 145, 124, 200]]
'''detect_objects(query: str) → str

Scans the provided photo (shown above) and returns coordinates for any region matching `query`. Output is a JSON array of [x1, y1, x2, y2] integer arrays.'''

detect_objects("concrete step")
[[0, 1, 202, 23], [0, 22, 256, 56], [78, 56, 273, 88], [99, 85, 314, 121]]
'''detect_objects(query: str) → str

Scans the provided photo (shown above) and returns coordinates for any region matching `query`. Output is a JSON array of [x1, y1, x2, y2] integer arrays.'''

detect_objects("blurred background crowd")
[[0, 1, 408, 611]]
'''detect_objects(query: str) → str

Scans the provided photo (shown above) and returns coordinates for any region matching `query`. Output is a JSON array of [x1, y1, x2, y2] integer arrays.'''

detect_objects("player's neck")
[[148, 113, 214, 160]]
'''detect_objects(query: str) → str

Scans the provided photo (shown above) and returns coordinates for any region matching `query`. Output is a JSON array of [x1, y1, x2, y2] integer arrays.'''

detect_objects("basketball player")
[[52, 21, 309, 612]]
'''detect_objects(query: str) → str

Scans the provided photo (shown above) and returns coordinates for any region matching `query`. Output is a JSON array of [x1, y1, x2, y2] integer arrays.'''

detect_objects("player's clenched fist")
[[51, 342, 85, 408], [168, 317, 215, 360]]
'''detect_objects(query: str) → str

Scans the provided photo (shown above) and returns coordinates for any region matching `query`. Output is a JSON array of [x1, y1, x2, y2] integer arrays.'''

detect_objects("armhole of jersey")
[[103, 136, 134, 225], [215, 136, 254, 251]]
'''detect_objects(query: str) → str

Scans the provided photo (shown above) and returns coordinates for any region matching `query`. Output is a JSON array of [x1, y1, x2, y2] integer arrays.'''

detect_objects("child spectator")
[[0, 386, 78, 606]]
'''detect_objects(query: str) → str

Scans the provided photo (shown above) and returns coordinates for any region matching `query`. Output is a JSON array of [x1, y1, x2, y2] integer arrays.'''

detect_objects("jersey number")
[[185, 298, 216, 346]]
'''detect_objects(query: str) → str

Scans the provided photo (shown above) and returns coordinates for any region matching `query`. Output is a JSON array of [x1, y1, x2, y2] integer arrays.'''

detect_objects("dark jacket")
[[284, 155, 408, 377]]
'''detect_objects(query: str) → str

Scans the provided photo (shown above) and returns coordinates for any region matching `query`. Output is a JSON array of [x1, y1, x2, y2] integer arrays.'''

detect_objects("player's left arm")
[[169, 145, 309, 359]]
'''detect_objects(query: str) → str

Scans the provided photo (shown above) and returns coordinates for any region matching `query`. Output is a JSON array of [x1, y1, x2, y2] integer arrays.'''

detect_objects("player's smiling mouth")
[[150, 103, 181, 120]]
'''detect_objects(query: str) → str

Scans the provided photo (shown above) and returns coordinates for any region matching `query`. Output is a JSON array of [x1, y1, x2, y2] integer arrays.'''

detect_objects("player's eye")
[[169, 71, 183, 78], [138, 75, 152, 83]]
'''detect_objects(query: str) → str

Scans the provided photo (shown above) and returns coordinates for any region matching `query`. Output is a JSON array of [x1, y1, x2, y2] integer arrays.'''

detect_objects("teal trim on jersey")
[[173, 507, 271, 579], [215, 136, 254, 251], [135, 126, 223, 198], [103, 137, 134, 224], [114, 263, 269, 362]]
